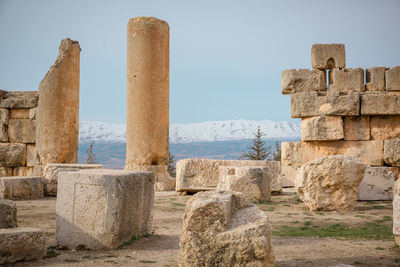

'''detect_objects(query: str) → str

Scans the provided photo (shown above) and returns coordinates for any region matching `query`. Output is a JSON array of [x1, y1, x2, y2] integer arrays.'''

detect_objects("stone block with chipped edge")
[[0, 108, 9, 142], [366, 67, 386, 91], [8, 119, 35, 143], [56, 169, 154, 250], [10, 108, 30, 119], [0, 227, 47, 264], [0, 199, 17, 228], [281, 69, 326, 95], [370, 115, 400, 140], [0, 176, 43, 200], [384, 139, 400, 167], [301, 116, 343, 141], [311, 44, 345, 69], [386, 66, 400, 91], [358, 167, 395, 201], [361, 93, 400, 115], [291, 91, 360, 118], [0, 143, 26, 167], [43, 163, 102, 196], [344, 116, 370, 141], [329, 68, 364, 92], [0, 91, 38, 109]]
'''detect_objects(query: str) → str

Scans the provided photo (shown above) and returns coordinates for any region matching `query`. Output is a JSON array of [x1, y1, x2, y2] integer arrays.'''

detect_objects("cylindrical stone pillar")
[[125, 17, 174, 191], [36, 38, 80, 165]]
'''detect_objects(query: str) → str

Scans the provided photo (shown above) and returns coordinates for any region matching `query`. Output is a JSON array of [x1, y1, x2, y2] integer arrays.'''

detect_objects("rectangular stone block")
[[26, 144, 36, 167], [0, 91, 39, 109], [0, 176, 43, 200], [344, 116, 370, 141], [291, 91, 360, 118], [361, 93, 400, 115], [0, 227, 47, 264], [386, 66, 400, 91], [329, 68, 364, 92], [12, 166, 33, 177], [0, 167, 12, 177], [0, 199, 17, 228], [358, 167, 395, 201], [301, 116, 343, 141], [0, 143, 26, 167], [281, 69, 326, 95], [43, 163, 103, 196], [370, 115, 400, 140], [0, 108, 9, 142], [311, 44, 345, 69], [384, 139, 400, 166], [366, 67, 386, 91], [56, 169, 154, 250], [281, 165, 296, 187], [8, 119, 35, 143], [10, 108, 30, 119]]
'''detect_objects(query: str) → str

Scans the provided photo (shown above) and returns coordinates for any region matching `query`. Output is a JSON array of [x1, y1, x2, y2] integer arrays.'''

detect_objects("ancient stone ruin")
[[282, 44, 400, 201]]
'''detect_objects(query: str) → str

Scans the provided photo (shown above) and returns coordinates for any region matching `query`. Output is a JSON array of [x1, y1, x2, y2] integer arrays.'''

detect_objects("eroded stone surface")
[[361, 94, 400, 115], [8, 119, 35, 143], [386, 66, 400, 91], [281, 69, 326, 95], [0, 199, 17, 228], [281, 165, 296, 187], [393, 179, 400, 245], [329, 68, 364, 92], [126, 165, 174, 191], [295, 155, 366, 211], [0, 143, 26, 167], [0, 176, 43, 200], [358, 167, 394, 201], [311, 44, 345, 69], [371, 115, 400, 140], [178, 191, 274, 266], [12, 166, 33, 176], [10, 108, 30, 119], [384, 139, 400, 166], [366, 67, 386, 91], [344, 116, 370, 141], [0, 91, 38, 109], [0, 108, 9, 142], [301, 116, 343, 141]]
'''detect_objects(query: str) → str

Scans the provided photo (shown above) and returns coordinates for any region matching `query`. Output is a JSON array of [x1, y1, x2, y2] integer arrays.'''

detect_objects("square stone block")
[[311, 44, 345, 69], [10, 108, 30, 119], [56, 169, 155, 250], [329, 68, 364, 92], [0, 227, 47, 264], [301, 116, 343, 141], [386, 66, 400, 91], [384, 139, 400, 167], [8, 119, 35, 143], [0, 176, 43, 200], [0, 143, 26, 167], [370, 115, 400, 140], [0, 199, 17, 228], [281, 69, 326, 95], [358, 167, 395, 201], [361, 93, 400, 115], [344, 116, 370, 141], [366, 67, 386, 91]]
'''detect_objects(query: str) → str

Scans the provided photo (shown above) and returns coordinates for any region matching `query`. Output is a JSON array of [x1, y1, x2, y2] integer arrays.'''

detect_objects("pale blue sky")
[[0, 0, 399, 124]]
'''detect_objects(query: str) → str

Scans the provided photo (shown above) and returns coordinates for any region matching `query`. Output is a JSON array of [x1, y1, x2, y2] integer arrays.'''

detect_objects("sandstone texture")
[[0, 176, 43, 200], [386, 66, 400, 91], [0, 167, 12, 177], [281, 69, 326, 94], [291, 91, 360, 118], [361, 94, 400, 115], [329, 68, 364, 92], [281, 165, 296, 187], [0, 143, 26, 167], [178, 191, 274, 266], [366, 67, 386, 91], [36, 38, 80, 164], [0, 108, 9, 142], [0, 227, 47, 264], [217, 166, 271, 202], [384, 139, 400, 166], [126, 165, 175, 191], [26, 144, 36, 166], [0, 199, 17, 228], [301, 116, 343, 141], [8, 119, 35, 143], [358, 167, 395, 201], [311, 44, 345, 69], [10, 108, 30, 119], [295, 155, 366, 211], [370, 115, 400, 140], [0, 91, 38, 109], [394, 179, 400, 245], [56, 169, 154, 250], [42, 163, 103, 196], [344, 116, 370, 141], [12, 166, 33, 176]]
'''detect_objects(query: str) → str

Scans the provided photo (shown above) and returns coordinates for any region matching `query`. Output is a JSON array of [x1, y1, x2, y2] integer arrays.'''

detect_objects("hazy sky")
[[0, 0, 399, 124]]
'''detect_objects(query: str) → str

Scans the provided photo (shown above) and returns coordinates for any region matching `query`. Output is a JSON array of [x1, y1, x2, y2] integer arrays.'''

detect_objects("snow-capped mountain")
[[79, 119, 301, 144]]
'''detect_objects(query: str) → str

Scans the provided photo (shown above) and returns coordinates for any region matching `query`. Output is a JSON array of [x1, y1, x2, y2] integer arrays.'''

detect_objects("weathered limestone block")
[[36, 38, 80, 164], [311, 44, 345, 69], [0, 176, 43, 200], [10, 108, 30, 119], [0, 91, 38, 109], [8, 119, 35, 143], [384, 139, 400, 166], [344, 116, 370, 141], [0, 108, 9, 142], [361, 94, 400, 115], [12, 167, 33, 176], [56, 169, 154, 250], [295, 155, 366, 211], [386, 66, 400, 91], [393, 179, 400, 245], [217, 166, 271, 202], [0, 227, 47, 264], [370, 115, 400, 140], [42, 163, 103, 196], [366, 67, 386, 91], [358, 167, 395, 201], [176, 159, 282, 193], [329, 68, 364, 92], [29, 108, 36, 119], [0, 167, 12, 177], [301, 116, 343, 141], [26, 144, 36, 166], [281, 69, 326, 95], [281, 165, 296, 187], [0, 143, 26, 167], [0, 199, 17, 228], [291, 91, 360, 118], [178, 191, 274, 267], [128, 165, 175, 191]]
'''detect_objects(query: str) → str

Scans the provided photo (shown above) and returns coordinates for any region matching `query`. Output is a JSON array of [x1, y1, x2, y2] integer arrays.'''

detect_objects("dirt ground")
[[9, 189, 400, 267]]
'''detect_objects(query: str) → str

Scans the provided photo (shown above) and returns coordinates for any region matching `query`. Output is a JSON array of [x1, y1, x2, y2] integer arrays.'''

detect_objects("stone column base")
[[125, 165, 175, 191]]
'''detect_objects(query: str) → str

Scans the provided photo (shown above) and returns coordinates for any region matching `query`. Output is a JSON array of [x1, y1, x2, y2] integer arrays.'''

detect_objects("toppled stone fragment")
[[361, 94, 400, 115], [329, 68, 364, 92], [0, 199, 17, 228], [384, 139, 400, 166], [386, 66, 400, 91], [358, 167, 395, 201], [281, 69, 326, 94], [311, 44, 345, 69], [301, 116, 343, 141], [0, 91, 38, 109], [8, 119, 35, 143], [344, 116, 370, 141], [0, 176, 43, 200], [366, 67, 386, 91], [370, 115, 400, 140], [0, 143, 26, 167]]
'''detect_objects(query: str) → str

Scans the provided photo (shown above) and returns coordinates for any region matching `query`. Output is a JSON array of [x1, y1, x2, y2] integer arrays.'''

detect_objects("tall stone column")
[[36, 38, 80, 168], [125, 17, 174, 191]]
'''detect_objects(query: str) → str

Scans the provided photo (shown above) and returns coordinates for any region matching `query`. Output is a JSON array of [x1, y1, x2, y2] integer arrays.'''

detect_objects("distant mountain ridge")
[[79, 119, 301, 144]]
